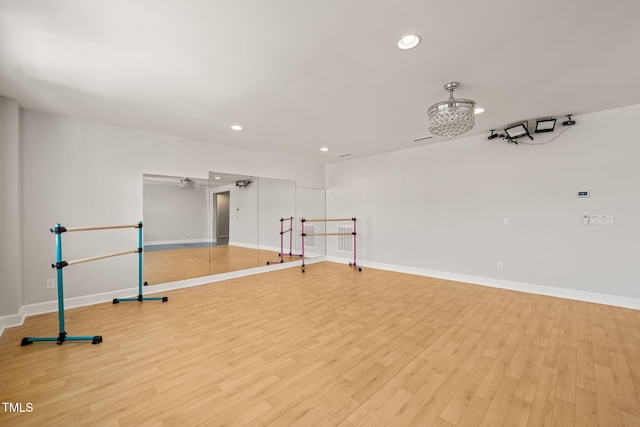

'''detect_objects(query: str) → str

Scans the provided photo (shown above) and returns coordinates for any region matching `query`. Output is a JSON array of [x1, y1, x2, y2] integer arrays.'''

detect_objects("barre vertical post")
[[139, 221, 143, 292], [352, 217, 357, 269], [280, 217, 284, 257], [348, 217, 361, 271], [55, 226, 65, 338], [21, 224, 103, 346], [113, 221, 168, 303], [301, 219, 306, 272]]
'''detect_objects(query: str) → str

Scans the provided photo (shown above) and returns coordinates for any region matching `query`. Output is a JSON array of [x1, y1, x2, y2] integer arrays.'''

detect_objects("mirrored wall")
[[142, 172, 325, 285], [208, 171, 260, 274]]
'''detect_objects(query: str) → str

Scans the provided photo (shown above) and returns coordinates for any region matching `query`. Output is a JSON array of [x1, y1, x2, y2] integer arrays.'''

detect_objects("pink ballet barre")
[[300, 217, 362, 273], [266, 217, 303, 265]]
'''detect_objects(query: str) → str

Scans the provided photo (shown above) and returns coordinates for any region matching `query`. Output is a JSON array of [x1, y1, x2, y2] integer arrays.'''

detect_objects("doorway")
[[215, 191, 230, 244]]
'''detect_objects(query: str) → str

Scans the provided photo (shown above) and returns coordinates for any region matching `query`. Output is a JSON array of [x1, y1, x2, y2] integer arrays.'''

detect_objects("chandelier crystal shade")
[[427, 82, 476, 139]]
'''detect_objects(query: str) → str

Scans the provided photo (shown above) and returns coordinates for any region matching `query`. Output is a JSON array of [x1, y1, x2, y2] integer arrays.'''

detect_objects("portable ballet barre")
[[112, 221, 167, 305], [21, 222, 167, 347], [300, 217, 362, 273], [266, 217, 303, 265]]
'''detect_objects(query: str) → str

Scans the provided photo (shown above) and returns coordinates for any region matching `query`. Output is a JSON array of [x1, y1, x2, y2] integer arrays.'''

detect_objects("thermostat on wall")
[[577, 190, 590, 198]]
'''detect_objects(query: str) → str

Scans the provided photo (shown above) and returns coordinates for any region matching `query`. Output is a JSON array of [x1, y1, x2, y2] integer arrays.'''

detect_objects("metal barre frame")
[[66, 249, 140, 266], [64, 223, 141, 232], [300, 217, 361, 273], [266, 217, 302, 265], [21, 221, 167, 347], [301, 218, 355, 222], [303, 233, 353, 236]]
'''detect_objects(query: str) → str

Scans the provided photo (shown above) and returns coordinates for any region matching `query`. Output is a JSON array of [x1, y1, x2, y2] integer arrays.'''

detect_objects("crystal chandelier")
[[427, 82, 476, 139]]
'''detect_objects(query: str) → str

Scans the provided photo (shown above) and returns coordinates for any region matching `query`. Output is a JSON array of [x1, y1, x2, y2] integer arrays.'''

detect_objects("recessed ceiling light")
[[320, 147, 329, 152], [231, 125, 243, 131], [397, 34, 421, 50], [474, 106, 486, 114]]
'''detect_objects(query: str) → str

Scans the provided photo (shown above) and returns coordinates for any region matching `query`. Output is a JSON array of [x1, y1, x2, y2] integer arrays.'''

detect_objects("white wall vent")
[[304, 224, 315, 248], [337, 225, 353, 253]]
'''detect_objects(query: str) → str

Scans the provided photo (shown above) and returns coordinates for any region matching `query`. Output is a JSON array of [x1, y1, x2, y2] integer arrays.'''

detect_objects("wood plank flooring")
[[1, 262, 640, 426], [143, 245, 302, 284]]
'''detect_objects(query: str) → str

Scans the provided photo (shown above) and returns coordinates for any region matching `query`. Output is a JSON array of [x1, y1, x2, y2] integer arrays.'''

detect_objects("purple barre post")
[[279, 218, 284, 258], [352, 217, 357, 268], [301, 219, 306, 272]]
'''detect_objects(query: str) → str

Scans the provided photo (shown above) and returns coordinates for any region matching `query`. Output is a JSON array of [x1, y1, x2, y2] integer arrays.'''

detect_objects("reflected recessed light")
[[474, 106, 485, 114], [397, 34, 421, 50], [214, 176, 221, 180], [231, 125, 243, 131], [320, 147, 329, 152]]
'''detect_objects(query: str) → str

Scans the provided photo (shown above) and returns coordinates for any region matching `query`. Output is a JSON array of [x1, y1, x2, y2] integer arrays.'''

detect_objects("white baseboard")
[[145, 239, 211, 246], [0, 311, 25, 337], [0, 258, 323, 337], [325, 256, 640, 310], [0, 287, 139, 338], [228, 241, 260, 250]]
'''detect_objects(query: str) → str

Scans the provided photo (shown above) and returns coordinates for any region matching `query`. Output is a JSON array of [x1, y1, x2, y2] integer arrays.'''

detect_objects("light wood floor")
[[1, 263, 640, 426], [143, 245, 302, 284]]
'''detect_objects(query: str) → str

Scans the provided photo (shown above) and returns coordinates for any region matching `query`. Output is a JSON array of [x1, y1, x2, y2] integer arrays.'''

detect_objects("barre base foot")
[[349, 262, 363, 271], [113, 296, 168, 303], [57, 332, 67, 345], [21, 332, 101, 346]]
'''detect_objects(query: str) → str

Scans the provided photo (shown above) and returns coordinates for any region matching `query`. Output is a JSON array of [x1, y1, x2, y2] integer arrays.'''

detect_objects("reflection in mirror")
[[258, 178, 300, 265], [209, 172, 260, 274], [143, 173, 326, 285], [143, 174, 211, 284], [296, 187, 327, 262]]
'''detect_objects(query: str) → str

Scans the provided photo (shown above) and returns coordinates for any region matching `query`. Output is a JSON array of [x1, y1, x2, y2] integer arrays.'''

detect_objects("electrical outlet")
[[46, 279, 55, 289], [497, 261, 504, 270]]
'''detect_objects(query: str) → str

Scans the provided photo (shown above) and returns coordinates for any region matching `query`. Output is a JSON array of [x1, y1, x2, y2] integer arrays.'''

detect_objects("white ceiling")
[[2, 0, 640, 163]]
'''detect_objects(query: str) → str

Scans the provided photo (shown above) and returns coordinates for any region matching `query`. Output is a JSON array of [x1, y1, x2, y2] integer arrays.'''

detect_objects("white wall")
[[228, 182, 259, 247], [295, 187, 326, 258], [258, 178, 296, 252], [0, 97, 22, 319], [12, 108, 324, 313], [325, 105, 640, 304], [143, 183, 209, 244]]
